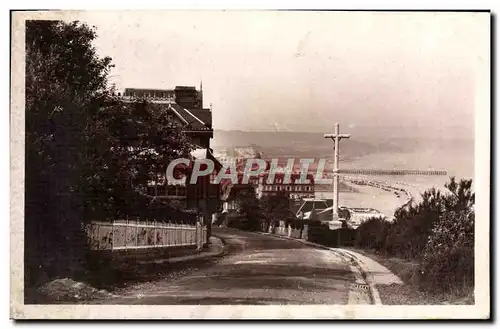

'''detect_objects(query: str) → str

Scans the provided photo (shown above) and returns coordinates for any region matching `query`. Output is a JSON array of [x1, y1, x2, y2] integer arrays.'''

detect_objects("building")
[[212, 149, 233, 168], [213, 147, 263, 173], [122, 84, 203, 109], [294, 198, 333, 219], [343, 207, 386, 228], [256, 172, 315, 200], [220, 183, 255, 212], [317, 206, 385, 229], [122, 83, 221, 222], [234, 147, 258, 159]]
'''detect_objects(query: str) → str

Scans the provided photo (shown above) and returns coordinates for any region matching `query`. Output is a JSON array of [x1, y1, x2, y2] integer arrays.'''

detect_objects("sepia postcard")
[[10, 9, 491, 320]]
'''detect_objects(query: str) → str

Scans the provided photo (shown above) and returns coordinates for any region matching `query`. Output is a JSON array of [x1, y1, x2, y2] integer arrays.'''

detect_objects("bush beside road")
[[350, 177, 474, 304], [347, 248, 474, 305]]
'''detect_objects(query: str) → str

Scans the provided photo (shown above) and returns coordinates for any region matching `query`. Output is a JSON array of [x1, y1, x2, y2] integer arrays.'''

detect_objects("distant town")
[[119, 84, 437, 231]]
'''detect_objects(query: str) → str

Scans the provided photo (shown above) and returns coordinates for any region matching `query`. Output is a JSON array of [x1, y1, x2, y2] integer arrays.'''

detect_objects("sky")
[[78, 11, 489, 138]]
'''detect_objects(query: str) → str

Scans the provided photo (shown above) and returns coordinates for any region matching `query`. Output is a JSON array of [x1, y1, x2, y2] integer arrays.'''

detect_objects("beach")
[[313, 141, 473, 219], [315, 177, 411, 219], [314, 173, 452, 219]]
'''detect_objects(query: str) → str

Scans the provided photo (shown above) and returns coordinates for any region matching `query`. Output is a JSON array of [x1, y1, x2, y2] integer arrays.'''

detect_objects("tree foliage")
[[354, 177, 475, 293], [25, 20, 192, 287], [25, 20, 114, 285], [232, 186, 262, 230], [420, 178, 475, 291], [354, 217, 391, 250], [384, 177, 474, 260], [81, 100, 193, 219], [259, 191, 295, 227]]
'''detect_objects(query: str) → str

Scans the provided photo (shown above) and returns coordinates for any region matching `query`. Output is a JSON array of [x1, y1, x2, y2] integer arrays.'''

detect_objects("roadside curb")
[[167, 236, 226, 264], [329, 249, 382, 305], [252, 231, 382, 305], [139, 236, 226, 266]]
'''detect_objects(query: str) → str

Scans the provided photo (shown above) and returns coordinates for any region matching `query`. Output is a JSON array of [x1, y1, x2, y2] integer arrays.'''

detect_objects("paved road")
[[100, 228, 368, 305]]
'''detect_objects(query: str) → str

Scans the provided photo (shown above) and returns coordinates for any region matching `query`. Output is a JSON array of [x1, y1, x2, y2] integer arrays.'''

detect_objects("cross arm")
[[324, 134, 351, 139]]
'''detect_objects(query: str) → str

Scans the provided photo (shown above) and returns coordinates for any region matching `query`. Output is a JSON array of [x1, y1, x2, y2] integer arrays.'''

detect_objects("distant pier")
[[338, 169, 448, 176]]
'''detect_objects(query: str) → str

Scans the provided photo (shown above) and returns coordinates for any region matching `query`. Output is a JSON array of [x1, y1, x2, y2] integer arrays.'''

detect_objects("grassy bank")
[[349, 177, 475, 305], [348, 248, 474, 305]]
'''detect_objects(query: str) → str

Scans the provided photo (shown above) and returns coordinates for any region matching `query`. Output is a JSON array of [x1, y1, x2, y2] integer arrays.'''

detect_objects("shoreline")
[[315, 175, 426, 220], [343, 177, 412, 220]]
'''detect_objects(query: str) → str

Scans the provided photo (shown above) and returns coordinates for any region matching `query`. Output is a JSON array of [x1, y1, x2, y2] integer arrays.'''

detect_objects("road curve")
[[100, 228, 365, 305]]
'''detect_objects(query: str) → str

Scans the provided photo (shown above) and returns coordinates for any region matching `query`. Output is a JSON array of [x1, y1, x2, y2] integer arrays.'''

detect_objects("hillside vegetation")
[[354, 177, 474, 297]]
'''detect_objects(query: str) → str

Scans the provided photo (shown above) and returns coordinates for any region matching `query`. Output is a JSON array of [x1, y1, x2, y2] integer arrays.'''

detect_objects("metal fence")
[[86, 220, 207, 251]]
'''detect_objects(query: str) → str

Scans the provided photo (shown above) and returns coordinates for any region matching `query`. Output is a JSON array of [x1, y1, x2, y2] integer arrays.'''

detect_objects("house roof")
[[169, 103, 212, 131], [122, 87, 212, 132], [174, 86, 197, 91], [220, 183, 255, 201], [123, 88, 175, 98]]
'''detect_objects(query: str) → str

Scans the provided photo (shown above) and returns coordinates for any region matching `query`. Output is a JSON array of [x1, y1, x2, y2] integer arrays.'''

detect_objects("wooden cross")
[[324, 123, 351, 221]]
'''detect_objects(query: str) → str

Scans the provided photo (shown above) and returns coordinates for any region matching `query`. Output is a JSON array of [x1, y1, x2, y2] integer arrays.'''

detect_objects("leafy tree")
[[443, 177, 475, 212], [25, 20, 193, 288], [420, 178, 475, 292], [357, 177, 475, 261], [81, 100, 193, 219], [232, 186, 262, 230], [385, 187, 445, 259], [259, 191, 295, 229], [25, 20, 114, 286], [355, 176, 475, 293], [354, 217, 391, 250]]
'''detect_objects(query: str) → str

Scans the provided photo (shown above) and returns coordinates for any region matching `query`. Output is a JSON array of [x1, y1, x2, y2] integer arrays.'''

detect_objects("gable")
[[169, 103, 212, 131]]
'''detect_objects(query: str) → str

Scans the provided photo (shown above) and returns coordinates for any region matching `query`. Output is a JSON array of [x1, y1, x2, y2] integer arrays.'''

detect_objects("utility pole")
[[324, 123, 350, 225]]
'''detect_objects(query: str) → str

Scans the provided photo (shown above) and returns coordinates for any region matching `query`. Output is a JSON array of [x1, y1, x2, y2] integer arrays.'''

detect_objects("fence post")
[[111, 221, 114, 251], [125, 217, 128, 250], [302, 224, 309, 241], [97, 222, 100, 250], [135, 217, 139, 248], [183, 224, 186, 245], [196, 214, 203, 251]]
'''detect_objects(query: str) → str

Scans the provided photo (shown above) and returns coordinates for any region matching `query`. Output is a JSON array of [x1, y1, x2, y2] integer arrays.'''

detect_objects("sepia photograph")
[[10, 9, 490, 319]]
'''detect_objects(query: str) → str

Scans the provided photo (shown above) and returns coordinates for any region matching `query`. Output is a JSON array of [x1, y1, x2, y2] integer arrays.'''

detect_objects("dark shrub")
[[383, 178, 474, 261], [308, 225, 355, 247], [384, 188, 443, 259], [419, 209, 474, 292], [355, 217, 391, 251], [419, 245, 474, 292], [353, 177, 475, 294]]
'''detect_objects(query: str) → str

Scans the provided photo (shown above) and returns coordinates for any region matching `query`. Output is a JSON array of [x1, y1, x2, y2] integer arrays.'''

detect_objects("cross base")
[[328, 214, 344, 230]]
